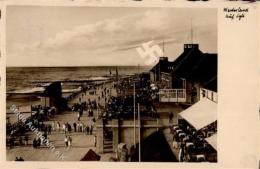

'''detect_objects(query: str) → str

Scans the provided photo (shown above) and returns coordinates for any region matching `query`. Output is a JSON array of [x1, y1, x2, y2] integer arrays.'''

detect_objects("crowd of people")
[[7, 97, 98, 149], [71, 98, 97, 112], [7, 116, 96, 149], [101, 80, 158, 119], [14, 156, 24, 161], [60, 119, 96, 135], [171, 120, 217, 162], [71, 99, 97, 121], [7, 76, 156, 161], [6, 105, 59, 149], [6, 106, 56, 137], [64, 135, 73, 148], [6, 80, 117, 162], [31, 105, 57, 121], [7, 135, 29, 148]]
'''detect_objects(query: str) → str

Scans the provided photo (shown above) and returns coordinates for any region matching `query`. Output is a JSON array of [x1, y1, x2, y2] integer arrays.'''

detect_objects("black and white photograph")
[[5, 5, 218, 162]]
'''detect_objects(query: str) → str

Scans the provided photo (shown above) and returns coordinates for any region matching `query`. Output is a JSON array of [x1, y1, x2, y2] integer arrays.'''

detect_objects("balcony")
[[200, 88, 217, 103], [159, 89, 186, 102]]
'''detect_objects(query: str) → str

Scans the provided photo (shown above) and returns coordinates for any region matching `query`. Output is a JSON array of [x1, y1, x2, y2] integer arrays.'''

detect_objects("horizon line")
[[6, 65, 152, 68]]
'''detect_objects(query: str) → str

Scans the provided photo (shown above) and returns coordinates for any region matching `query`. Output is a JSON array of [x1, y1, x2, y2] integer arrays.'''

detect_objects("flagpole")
[[133, 81, 136, 148], [138, 103, 141, 162], [191, 18, 193, 44]]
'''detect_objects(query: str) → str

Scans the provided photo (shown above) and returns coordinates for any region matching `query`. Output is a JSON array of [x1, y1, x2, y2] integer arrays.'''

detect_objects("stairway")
[[103, 138, 113, 153]]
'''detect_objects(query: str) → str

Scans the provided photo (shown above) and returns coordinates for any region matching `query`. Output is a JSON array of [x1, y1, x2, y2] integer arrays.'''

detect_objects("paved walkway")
[[7, 81, 181, 161], [163, 128, 180, 162], [7, 111, 96, 161], [6, 82, 117, 161]]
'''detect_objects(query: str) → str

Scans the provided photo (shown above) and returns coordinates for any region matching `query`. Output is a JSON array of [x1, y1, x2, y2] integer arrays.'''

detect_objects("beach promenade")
[[7, 82, 117, 161]]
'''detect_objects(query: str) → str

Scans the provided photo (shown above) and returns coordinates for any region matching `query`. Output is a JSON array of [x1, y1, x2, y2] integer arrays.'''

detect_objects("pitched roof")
[[203, 76, 217, 92], [171, 47, 204, 78], [172, 49, 217, 91], [80, 149, 101, 161], [186, 53, 217, 84], [149, 44, 217, 91]]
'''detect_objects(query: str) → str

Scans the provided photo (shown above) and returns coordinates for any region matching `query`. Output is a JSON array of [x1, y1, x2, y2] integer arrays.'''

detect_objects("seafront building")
[[150, 43, 217, 161], [151, 43, 217, 104], [95, 43, 217, 161]]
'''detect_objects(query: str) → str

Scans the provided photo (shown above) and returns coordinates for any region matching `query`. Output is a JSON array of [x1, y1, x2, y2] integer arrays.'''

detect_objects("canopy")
[[205, 134, 217, 150], [179, 98, 217, 130]]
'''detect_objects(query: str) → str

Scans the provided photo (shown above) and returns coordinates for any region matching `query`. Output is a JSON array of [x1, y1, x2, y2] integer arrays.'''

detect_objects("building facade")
[[150, 44, 217, 104]]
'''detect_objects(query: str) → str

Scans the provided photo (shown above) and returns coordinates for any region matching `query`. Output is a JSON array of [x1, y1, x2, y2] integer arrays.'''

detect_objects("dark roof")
[[172, 48, 217, 91], [131, 131, 177, 162], [186, 53, 217, 84], [171, 47, 204, 79], [80, 149, 101, 161], [149, 44, 217, 91], [203, 76, 217, 92], [150, 57, 175, 74]]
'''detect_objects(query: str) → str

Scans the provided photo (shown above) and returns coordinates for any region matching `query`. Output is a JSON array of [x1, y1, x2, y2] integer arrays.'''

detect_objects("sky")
[[6, 6, 217, 67]]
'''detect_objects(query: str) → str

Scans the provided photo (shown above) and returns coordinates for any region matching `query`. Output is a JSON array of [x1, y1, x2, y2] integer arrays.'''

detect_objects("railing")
[[200, 88, 218, 103], [159, 89, 186, 102]]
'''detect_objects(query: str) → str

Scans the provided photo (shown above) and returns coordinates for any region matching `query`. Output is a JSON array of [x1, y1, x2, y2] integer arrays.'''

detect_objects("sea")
[[6, 66, 150, 109]]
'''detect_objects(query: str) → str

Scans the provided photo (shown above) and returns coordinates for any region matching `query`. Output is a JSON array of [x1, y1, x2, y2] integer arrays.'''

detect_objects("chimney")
[[184, 44, 199, 52], [159, 57, 168, 62]]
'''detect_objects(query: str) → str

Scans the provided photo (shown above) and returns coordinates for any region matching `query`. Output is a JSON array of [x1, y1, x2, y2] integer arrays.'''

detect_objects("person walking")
[[80, 122, 83, 132], [62, 123, 66, 134], [73, 122, 77, 132], [64, 136, 68, 148], [169, 112, 173, 124], [19, 136, 23, 146], [18, 156, 24, 161], [89, 125, 93, 135], [40, 136, 44, 146], [68, 136, 72, 147], [44, 125, 48, 135], [37, 137, 41, 148], [94, 135, 96, 147], [65, 125, 68, 134], [52, 121, 55, 131], [86, 126, 89, 135], [43, 133, 48, 141], [48, 124, 52, 135], [179, 142, 185, 162], [24, 135, 29, 146], [77, 112, 81, 121], [68, 123, 72, 133], [56, 122, 60, 132], [77, 122, 80, 132], [33, 138, 37, 149]]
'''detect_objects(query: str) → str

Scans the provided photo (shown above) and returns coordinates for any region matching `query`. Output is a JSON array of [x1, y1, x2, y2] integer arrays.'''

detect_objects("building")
[[150, 57, 175, 84], [152, 44, 217, 104], [95, 43, 218, 161], [42, 82, 68, 111]]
